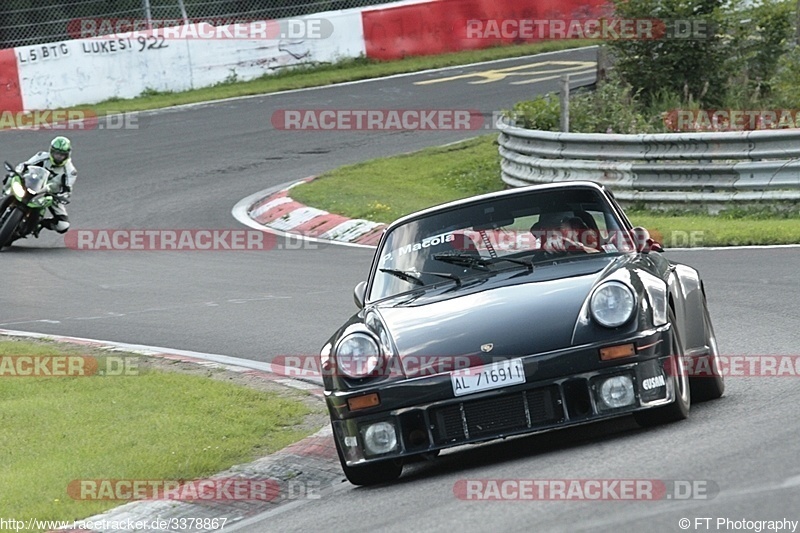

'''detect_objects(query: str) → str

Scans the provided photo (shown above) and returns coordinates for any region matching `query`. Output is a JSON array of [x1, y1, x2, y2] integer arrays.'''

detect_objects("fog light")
[[599, 375, 635, 409], [362, 421, 398, 456]]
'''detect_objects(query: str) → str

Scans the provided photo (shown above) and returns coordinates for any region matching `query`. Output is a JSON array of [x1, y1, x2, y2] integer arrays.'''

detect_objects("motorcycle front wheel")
[[0, 207, 24, 250]]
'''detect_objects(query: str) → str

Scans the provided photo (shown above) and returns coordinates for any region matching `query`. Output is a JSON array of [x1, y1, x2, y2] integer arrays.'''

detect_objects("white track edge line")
[[0, 328, 323, 387]]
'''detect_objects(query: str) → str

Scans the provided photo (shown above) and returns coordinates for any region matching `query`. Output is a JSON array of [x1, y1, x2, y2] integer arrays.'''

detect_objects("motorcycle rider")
[[7, 136, 77, 234]]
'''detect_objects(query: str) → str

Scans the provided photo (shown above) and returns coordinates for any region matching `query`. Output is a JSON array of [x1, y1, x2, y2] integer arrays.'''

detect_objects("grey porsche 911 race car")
[[321, 181, 724, 485]]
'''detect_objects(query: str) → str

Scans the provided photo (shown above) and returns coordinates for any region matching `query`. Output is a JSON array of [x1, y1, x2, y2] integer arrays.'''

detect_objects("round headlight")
[[10, 180, 26, 199], [590, 281, 635, 328], [335, 333, 382, 378]]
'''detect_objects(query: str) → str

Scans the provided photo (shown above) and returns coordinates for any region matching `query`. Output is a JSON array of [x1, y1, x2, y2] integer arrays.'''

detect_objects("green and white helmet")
[[50, 136, 72, 166]]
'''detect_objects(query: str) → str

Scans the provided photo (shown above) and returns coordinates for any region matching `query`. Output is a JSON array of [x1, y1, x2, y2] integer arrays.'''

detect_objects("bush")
[[768, 45, 800, 108], [570, 75, 658, 133], [505, 0, 798, 135], [506, 75, 666, 134], [505, 94, 561, 131], [723, 0, 795, 104], [605, 0, 794, 109]]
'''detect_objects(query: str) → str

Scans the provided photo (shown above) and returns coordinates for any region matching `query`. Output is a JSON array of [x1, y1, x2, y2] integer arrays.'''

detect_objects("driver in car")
[[541, 215, 602, 254]]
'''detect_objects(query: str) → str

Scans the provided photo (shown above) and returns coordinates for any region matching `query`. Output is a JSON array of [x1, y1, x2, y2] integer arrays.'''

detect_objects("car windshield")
[[369, 187, 635, 301]]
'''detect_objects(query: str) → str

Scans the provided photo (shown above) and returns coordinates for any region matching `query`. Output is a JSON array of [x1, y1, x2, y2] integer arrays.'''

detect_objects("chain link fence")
[[0, 0, 401, 49]]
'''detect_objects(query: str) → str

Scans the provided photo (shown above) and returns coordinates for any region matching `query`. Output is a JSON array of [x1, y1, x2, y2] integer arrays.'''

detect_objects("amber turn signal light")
[[347, 393, 380, 411], [599, 343, 636, 361]]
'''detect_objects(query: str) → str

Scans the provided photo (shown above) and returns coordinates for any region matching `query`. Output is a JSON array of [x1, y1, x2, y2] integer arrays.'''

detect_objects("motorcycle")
[[0, 161, 66, 250]]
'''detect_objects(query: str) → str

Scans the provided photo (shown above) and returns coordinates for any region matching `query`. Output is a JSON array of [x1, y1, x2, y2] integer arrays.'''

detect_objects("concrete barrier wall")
[[12, 9, 366, 111]]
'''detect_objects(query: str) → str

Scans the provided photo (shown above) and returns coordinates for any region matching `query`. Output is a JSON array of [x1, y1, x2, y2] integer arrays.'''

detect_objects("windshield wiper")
[[379, 268, 425, 286], [433, 252, 534, 273], [432, 252, 491, 270], [424, 271, 462, 287], [495, 256, 535, 272], [379, 268, 462, 287]]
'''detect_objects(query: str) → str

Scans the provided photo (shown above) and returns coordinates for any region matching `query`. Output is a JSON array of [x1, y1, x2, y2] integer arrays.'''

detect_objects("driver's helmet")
[[49, 136, 72, 166]]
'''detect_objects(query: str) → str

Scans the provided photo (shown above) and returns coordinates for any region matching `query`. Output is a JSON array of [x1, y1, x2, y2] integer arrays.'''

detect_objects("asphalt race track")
[[3, 46, 800, 532], [1, 48, 598, 360]]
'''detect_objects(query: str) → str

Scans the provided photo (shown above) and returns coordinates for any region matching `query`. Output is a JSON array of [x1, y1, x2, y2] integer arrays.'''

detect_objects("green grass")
[[290, 135, 800, 247], [627, 211, 800, 247], [291, 136, 503, 222], [78, 40, 593, 115], [0, 339, 314, 526]]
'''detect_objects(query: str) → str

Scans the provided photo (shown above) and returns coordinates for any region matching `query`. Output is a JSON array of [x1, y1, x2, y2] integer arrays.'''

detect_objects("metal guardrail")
[[497, 119, 800, 208]]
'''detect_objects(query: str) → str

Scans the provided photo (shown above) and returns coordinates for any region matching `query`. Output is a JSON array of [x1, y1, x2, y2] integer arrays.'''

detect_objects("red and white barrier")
[[0, 49, 23, 113], [362, 0, 606, 60], [0, 0, 605, 114]]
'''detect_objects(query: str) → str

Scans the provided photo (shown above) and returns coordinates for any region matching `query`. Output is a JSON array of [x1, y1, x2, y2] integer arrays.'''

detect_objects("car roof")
[[386, 181, 612, 231]]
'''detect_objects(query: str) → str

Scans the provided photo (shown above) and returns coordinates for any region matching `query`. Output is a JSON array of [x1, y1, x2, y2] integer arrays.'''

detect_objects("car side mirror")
[[353, 281, 367, 309], [631, 226, 663, 254]]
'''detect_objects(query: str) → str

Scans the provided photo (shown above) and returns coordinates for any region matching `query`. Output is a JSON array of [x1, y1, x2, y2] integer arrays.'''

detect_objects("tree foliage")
[[605, 0, 729, 106]]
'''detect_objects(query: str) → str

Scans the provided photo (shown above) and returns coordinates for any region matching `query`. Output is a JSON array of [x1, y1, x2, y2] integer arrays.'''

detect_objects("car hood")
[[375, 261, 611, 375]]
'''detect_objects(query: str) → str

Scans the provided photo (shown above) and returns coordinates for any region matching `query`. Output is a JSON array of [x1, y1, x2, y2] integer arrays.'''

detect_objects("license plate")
[[451, 359, 526, 397]]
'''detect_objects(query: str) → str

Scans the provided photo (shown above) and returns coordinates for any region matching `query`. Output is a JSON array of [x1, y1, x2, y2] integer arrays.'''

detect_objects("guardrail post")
[[559, 75, 570, 133], [141, 0, 153, 28], [177, 0, 190, 24]]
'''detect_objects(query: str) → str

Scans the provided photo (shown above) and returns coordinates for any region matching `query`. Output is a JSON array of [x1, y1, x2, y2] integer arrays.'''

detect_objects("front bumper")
[[327, 326, 677, 466]]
